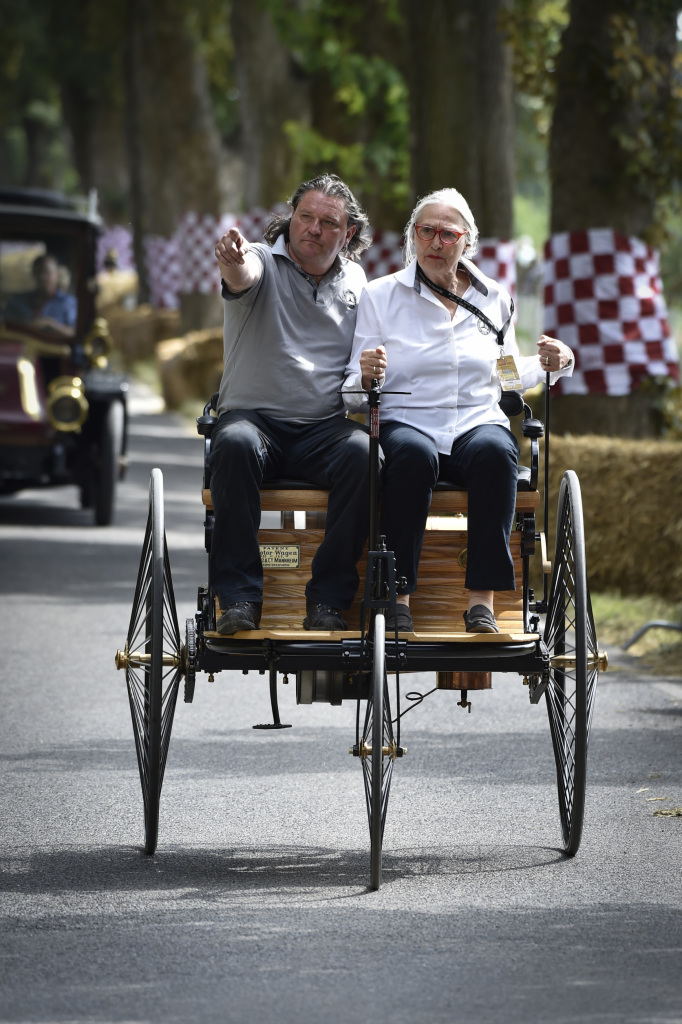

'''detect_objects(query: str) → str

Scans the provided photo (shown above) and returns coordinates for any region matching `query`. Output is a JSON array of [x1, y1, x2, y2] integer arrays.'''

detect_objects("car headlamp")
[[83, 317, 113, 368], [47, 376, 89, 432]]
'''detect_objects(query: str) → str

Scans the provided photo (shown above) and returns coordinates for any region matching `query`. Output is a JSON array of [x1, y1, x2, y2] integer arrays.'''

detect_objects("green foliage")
[[263, 0, 409, 213], [500, 0, 569, 132], [592, 590, 682, 675], [0, 0, 125, 188], [605, 9, 682, 245], [187, 0, 241, 141], [513, 193, 549, 250]]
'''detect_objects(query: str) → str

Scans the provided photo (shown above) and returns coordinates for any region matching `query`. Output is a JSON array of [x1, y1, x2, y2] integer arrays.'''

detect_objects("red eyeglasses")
[[415, 224, 467, 245]]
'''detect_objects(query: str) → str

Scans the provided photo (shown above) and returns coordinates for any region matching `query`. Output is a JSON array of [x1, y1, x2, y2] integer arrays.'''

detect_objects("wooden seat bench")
[[204, 478, 540, 638]]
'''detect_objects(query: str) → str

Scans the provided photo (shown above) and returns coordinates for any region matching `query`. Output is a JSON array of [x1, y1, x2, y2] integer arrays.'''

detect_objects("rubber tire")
[[369, 613, 386, 890], [94, 401, 123, 526], [124, 469, 181, 854], [543, 470, 596, 856]]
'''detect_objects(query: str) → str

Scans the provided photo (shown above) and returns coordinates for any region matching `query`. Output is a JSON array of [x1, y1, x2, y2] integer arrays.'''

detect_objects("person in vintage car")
[[4, 252, 77, 337]]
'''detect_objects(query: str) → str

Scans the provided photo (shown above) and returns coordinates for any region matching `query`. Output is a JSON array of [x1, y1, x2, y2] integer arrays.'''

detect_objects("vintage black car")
[[0, 187, 128, 524]]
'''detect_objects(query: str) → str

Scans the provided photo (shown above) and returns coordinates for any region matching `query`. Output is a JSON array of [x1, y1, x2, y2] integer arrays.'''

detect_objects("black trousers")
[[379, 421, 520, 593], [208, 410, 377, 610]]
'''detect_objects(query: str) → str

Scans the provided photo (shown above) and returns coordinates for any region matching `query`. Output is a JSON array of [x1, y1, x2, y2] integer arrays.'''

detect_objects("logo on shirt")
[[342, 290, 358, 309]]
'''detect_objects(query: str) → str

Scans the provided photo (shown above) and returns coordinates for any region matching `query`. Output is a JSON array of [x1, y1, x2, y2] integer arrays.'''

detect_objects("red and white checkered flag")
[[543, 229, 679, 396]]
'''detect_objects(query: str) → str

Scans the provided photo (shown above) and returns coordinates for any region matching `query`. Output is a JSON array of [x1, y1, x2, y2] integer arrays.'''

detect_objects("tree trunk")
[[548, 0, 679, 436], [550, 0, 678, 238], [61, 82, 130, 225], [403, 0, 515, 238], [125, 0, 224, 327], [230, 0, 311, 210]]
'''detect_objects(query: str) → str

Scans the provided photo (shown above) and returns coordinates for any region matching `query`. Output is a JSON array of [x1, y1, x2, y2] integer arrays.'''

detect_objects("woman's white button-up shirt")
[[343, 259, 572, 454]]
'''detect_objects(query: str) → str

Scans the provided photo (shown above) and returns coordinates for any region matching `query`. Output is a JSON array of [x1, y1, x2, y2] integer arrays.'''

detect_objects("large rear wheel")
[[119, 469, 182, 854], [544, 470, 600, 855]]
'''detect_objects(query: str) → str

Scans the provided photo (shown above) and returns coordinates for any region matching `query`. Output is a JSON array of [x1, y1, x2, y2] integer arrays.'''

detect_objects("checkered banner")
[[98, 216, 517, 309], [97, 225, 136, 273], [473, 239, 516, 300], [543, 229, 679, 396]]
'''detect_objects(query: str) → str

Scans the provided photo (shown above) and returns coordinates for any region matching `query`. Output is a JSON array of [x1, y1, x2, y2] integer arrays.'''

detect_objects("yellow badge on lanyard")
[[496, 355, 522, 391]]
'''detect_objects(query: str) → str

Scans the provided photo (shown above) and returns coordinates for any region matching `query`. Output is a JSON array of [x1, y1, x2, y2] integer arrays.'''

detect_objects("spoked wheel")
[[544, 470, 601, 856], [361, 613, 395, 890], [117, 469, 183, 854]]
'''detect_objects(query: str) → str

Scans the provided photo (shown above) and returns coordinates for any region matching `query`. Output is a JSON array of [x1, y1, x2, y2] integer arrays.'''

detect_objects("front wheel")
[[91, 401, 124, 526], [544, 471, 600, 856], [122, 469, 182, 854], [362, 613, 395, 890]]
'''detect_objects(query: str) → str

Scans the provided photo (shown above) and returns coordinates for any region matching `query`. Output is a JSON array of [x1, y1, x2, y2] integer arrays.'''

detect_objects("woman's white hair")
[[403, 187, 479, 266]]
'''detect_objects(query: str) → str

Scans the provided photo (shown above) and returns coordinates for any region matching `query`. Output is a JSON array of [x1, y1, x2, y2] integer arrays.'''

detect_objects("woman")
[[343, 187, 573, 633]]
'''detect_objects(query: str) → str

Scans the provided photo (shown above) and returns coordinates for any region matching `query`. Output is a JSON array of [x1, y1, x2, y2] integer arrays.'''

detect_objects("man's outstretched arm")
[[215, 227, 262, 293]]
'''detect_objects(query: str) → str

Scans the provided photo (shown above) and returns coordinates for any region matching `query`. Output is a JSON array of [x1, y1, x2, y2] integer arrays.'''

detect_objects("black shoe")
[[217, 601, 262, 635], [385, 606, 414, 633], [303, 601, 348, 631], [463, 605, 499, 634]]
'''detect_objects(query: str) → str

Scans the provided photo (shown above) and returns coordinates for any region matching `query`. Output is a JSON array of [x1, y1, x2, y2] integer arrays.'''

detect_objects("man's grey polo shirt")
[[217, 234, 366, 423]]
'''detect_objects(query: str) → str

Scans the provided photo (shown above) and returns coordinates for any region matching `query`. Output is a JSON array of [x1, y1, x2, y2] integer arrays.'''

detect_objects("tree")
[[230, 0, 312, 209], [403, 0, 515, 239], [255, 0, 409, 229], [550, 0, 680, 239], [125, 0, 224, 324], [547, 0, 681, 436]]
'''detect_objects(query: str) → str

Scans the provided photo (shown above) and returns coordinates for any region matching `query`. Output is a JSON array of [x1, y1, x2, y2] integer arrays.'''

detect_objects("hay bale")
[[106, 304, 181, 363], [157, 327, 224, 409], [538, 435, 682, 600]]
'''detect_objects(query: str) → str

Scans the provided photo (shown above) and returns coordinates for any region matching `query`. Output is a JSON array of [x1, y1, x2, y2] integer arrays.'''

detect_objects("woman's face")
[[412, 203, 468, 280]]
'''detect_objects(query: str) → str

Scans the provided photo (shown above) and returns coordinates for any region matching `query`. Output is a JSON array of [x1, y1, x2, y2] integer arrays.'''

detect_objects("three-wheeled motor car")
[[117, 378, 607, 890]]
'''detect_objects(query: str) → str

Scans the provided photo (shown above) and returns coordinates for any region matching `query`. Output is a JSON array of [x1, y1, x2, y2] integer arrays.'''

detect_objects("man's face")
[[34, 258, 60, 296], [287, 191, 356, 277]]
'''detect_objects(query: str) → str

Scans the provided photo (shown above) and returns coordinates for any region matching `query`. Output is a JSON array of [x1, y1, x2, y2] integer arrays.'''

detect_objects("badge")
[[496, 355, 522, 391], [477, 319, 491, 335]]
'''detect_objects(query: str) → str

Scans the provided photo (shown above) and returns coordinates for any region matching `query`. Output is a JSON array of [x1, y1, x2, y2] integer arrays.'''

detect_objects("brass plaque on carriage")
[[260, 544, 300, 568]]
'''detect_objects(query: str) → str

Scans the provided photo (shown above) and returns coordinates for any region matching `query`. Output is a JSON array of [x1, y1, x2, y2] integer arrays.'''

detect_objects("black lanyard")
[[416, 263, 513, 347]]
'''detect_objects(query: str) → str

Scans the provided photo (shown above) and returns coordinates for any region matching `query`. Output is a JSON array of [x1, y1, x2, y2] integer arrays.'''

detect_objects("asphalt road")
[[1, 386, 681, 1024]]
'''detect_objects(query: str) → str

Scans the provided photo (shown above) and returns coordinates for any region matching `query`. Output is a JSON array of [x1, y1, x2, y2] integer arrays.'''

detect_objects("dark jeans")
[[379, 422, 520, 593], [208, 410, 376, 610]]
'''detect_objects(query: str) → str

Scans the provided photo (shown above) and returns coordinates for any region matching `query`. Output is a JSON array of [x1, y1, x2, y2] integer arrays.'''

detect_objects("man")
[[5, 254, 76, 337], [210, 173, 375, 635]]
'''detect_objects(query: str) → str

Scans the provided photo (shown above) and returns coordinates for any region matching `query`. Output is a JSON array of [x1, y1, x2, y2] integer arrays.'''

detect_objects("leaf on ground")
[[636, 787, 650, 793], [646, 796, 669, 801], [653, 807, 682, 817]]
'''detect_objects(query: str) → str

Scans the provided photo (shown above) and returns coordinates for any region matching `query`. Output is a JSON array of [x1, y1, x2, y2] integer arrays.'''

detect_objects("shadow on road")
[[0, 843, 567, 898]]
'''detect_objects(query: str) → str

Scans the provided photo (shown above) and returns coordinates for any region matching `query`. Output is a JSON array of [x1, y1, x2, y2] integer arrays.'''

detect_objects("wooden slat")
[[213, 525, 527, 635], [202, 487, 540, 512], [205, 626, 536, 642]]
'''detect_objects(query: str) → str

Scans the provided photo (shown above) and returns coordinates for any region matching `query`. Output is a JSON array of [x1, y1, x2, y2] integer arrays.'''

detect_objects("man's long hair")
[[263, 173, 372, 261]]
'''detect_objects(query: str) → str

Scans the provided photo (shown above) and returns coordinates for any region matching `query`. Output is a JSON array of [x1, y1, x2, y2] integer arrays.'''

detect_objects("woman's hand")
[[537, 335, 573, 372], [360, 346, 386, 391]]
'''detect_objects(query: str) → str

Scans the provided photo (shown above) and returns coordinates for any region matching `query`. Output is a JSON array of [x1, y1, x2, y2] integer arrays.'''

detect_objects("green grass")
[[592, 591, 682, 676]]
